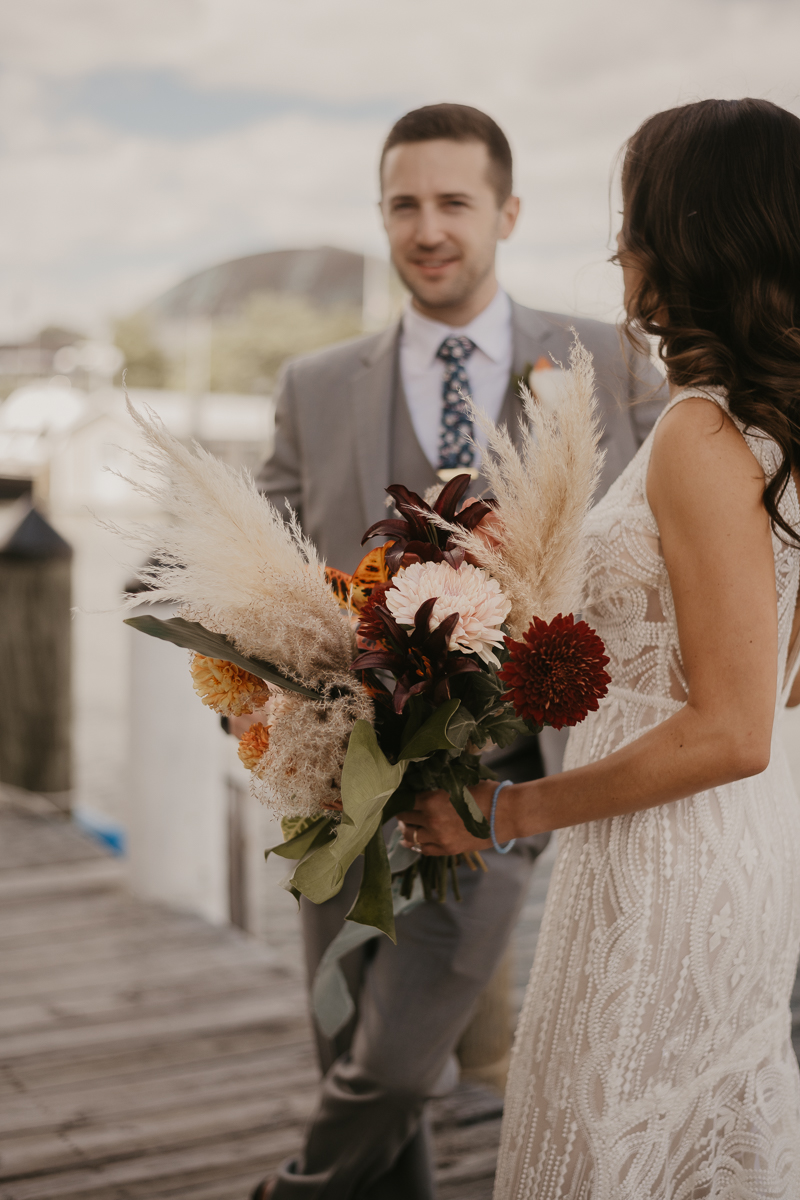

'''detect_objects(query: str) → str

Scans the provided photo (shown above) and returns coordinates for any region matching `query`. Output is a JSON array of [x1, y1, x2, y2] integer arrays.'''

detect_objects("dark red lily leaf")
[[362, 476, 495, 572], [351, 596, 486, 714]]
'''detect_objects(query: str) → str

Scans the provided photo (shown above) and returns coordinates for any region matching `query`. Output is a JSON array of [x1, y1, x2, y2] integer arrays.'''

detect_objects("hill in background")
[[115, 246, 402, 395]]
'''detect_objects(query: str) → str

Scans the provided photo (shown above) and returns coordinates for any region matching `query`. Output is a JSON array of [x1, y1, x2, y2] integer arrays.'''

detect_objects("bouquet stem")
[[397, 851, 487, 904]]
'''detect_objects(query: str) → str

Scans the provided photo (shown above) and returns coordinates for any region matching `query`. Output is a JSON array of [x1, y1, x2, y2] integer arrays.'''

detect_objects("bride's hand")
[[396, 781, 497, 856]]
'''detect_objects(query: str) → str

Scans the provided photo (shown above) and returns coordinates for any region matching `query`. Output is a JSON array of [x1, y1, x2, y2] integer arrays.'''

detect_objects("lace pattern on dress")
[[495, 387, 800, 1199]]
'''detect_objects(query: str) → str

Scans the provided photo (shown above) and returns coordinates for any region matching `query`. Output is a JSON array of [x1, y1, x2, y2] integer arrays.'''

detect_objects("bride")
[[397, 97, 800, 1198]]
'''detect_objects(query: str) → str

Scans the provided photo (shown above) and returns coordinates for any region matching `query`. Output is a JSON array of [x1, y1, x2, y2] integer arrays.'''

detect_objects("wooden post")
[[0, 504, 72, 804]]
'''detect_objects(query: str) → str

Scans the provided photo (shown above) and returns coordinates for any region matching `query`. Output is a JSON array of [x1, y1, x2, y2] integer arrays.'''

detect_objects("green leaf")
[[445, 768, 490, 839], [399, 698, 461, 761], [478, 711, 533, 748], [311, 918, 381, 1038], [443, 705, 477, 752], [265, 815, 333, 861], [290, 721, 407, 904], [345, 826, 395, 940], [281, 814, 322, 841], [124, 615, 322, 700]]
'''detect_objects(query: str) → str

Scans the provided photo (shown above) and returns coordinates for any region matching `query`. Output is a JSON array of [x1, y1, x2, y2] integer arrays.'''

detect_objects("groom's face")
[[380, 139, 518, 316]]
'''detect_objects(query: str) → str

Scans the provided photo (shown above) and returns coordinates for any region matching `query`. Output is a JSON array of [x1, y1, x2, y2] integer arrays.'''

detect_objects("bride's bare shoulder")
[[647, 394, 765, 509]]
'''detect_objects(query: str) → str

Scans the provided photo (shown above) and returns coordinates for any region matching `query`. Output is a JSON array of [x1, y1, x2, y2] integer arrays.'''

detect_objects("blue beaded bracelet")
[[490, 780, 516, 854]]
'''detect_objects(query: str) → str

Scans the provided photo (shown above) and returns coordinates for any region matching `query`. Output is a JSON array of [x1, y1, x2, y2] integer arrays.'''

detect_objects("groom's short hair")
[[380, 103, 514, 205]]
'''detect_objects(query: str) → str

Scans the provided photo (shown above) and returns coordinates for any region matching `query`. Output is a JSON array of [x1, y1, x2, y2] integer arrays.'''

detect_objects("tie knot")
[[436, 335, 476, 364]]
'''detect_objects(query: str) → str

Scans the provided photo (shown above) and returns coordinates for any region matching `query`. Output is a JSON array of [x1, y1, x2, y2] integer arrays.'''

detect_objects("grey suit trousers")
[[273, 839, 548, 1200]]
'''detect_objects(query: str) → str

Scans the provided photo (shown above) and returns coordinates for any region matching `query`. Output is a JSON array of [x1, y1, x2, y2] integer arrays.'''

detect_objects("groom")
[[251, 103, 664, 1199]]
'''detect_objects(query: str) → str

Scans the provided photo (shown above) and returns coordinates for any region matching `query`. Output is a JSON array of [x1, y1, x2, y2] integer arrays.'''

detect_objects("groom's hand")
[[396, 782, 496, 856]]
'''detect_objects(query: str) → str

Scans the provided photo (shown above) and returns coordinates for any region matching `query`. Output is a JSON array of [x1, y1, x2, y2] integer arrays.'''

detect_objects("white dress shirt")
[[398, 287, 513, 470]]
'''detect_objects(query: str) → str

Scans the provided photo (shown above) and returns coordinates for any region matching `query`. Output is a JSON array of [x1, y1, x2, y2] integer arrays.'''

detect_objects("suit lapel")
[[502, 300, 557, 448], [349, 321, 399, 532]]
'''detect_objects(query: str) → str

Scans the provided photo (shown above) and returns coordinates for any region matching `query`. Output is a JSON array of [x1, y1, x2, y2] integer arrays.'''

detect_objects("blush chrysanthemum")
[[190, 655, 271, 717], [385, 560, 510, 666], [498, 613, 611, 729]]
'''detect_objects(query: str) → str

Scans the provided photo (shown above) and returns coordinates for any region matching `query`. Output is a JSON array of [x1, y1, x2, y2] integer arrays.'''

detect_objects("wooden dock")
[[0, 793, 516, 1200], [1, 789, 798, 1200]]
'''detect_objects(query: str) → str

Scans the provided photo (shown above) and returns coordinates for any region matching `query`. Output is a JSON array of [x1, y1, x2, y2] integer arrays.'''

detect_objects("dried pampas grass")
[[118, 399, 356, 686], [114, 399, 373, 819], [454, 336, 604, 637], [252, 687, 374, 819]]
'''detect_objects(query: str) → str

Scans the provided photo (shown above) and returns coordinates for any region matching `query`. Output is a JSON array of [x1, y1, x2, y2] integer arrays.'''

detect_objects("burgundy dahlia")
[[498, 614, 611, 730]]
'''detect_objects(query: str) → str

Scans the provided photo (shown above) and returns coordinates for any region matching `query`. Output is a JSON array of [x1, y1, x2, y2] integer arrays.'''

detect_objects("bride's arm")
[[397, 396, 779, 855]]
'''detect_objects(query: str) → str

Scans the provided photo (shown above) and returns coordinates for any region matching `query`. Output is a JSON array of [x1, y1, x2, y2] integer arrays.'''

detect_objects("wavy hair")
[[619, 98, 800, 545]]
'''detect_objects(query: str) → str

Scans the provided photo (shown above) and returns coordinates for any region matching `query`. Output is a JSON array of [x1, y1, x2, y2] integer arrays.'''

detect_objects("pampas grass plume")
[[455, 335, 604, 636], [113, 399, 374, 819]]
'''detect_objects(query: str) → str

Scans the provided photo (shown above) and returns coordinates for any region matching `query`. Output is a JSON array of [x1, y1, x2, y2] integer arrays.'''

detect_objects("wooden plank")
[[0, 1042, 317, 1136], [0, 1085, 317, 1177], [0, 858, 126, 902], [4, 1023, 310, 1096], [0, 1123, 303, 1199], [0, 984, 304, 1063], [0, 961, 299, 1037], [0, 940, 295, 1005]]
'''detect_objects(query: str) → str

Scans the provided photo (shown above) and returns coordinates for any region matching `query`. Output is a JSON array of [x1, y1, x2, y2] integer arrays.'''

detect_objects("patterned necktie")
[[436, 335, 476, 470]]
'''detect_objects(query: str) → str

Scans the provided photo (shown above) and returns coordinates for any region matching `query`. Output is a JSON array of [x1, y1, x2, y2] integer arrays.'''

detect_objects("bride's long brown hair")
[[619, 98, 800, 545]]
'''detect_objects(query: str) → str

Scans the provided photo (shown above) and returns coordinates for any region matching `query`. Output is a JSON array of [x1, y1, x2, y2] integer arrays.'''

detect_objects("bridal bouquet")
[[120, 339, 609, 945]]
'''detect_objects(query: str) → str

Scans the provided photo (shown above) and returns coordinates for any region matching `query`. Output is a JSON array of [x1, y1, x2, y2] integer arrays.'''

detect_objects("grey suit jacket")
[[257, 300, 665, 573]]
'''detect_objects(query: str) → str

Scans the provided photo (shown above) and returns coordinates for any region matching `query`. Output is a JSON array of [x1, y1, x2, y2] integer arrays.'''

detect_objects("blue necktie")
[[436, 335, 476, 470]]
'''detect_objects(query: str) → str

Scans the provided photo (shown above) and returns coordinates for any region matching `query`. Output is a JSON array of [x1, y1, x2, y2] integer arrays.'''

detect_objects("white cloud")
[[0, 0, 799, 337]]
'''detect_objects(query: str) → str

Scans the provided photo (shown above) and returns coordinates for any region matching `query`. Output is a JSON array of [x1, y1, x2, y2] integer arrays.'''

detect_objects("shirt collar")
[[401, 287, 512, 367]]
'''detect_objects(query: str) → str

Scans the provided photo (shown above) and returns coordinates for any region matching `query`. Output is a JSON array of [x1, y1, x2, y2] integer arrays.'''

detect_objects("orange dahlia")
[[238, 722, 271, 771], [498, 614, 611, 730], [190, 655, 270, 717]]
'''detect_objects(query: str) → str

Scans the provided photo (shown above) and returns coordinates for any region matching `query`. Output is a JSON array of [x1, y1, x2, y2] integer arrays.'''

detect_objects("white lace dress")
[[495, 389, 800, 1199]]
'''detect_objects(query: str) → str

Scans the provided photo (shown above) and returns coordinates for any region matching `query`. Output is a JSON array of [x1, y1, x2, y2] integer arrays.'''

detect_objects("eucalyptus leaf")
[[124, 615, 322, 699], [345, 826, 395, 940], [290, 721, 407, 904]]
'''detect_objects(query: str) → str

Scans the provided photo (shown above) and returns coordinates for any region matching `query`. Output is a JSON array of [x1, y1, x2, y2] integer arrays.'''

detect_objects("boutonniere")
[[512, 356, 566, 416]]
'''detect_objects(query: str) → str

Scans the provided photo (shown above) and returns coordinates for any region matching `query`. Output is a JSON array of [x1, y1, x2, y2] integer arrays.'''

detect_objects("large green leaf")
[[290, 721, 407, 904], [124, 615, 322, 699], [399, 698, 461, 761], [345, 826, 395, 940], [311, 866, 425, 1038]]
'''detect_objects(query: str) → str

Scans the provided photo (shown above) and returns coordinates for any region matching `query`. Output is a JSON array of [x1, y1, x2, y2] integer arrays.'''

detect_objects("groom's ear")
[[498, 194, 520, 240]]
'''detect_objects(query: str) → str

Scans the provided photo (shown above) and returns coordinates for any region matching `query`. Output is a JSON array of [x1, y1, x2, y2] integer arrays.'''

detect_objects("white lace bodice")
[[496, 388, 800, 1199], [571, 386, 800, 762]]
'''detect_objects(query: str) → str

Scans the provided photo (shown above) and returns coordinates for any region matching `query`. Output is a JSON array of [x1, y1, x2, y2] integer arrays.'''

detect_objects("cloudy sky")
[[1, 0, 798, 341]]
